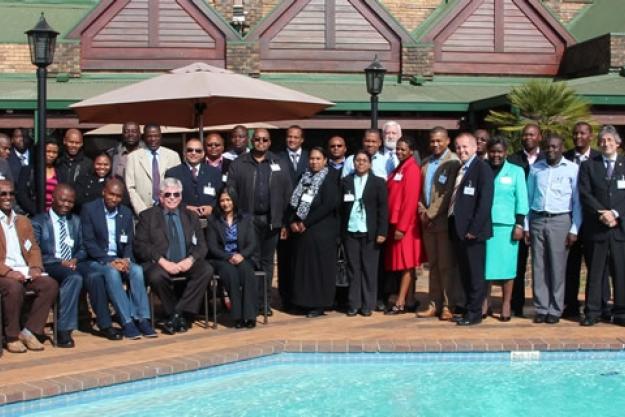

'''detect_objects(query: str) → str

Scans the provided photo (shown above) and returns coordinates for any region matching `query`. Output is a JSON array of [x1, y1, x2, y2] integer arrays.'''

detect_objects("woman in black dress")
[[75, 153, 129, 212], [288, 147, 340, 318]]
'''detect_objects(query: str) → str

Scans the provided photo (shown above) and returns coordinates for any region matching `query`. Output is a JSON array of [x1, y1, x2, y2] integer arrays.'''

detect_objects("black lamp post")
[[26, 13, 58, 213], [364, 55, 386, 130]]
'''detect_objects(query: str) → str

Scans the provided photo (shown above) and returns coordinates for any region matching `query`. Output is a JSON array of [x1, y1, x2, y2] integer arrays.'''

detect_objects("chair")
[[148, 276, 210, 330], [211, 270, 267, 330]]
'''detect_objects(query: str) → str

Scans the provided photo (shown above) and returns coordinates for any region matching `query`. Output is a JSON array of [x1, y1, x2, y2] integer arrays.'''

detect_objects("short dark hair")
[[430, 126, 448, 136], [143, 123, 161, 134], [398, 136, 416, 150], [309, 146, 327, 159], [574, 121, 592, 133], [486, 135, 508, 151], [353, 149, 372, 163]]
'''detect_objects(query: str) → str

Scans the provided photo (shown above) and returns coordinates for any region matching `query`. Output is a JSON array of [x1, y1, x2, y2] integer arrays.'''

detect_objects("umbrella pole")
[[195, 103, 206, 143]]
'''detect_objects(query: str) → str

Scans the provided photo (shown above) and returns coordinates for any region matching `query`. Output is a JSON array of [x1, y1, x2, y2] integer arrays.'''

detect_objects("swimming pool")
[[3, 351, 625, 417]]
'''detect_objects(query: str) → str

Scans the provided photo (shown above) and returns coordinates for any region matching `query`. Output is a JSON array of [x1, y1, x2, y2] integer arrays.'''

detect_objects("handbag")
[[336, 243, 349, 287]]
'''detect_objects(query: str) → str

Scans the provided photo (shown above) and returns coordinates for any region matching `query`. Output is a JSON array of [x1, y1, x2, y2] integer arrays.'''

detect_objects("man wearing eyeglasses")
[[227, 128, 292, 315], [133, 177, 212, 335], [204, 132, 231, 176], [125, 124, 181, 216], [327, 136, 347, 171], [165, 137, 221, 218]]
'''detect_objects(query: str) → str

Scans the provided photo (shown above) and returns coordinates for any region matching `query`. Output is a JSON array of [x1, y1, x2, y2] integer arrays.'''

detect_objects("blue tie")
[[58, 218, 72, 261]]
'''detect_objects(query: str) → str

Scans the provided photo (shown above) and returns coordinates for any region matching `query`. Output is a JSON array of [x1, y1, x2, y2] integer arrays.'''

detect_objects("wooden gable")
[[422, 0, 575, 75], [247, 0, 413, 73], [68, 0, 240, 70]]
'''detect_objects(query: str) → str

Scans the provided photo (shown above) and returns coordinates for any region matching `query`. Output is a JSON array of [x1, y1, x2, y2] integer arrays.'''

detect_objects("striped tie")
[[58, 218, 72, 261]]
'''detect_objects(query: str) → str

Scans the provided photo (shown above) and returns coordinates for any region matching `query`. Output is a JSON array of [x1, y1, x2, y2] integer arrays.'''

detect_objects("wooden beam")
[[325, 0, 335, 49], [494, 0, 504, 52], [149, 0, 160, 47]]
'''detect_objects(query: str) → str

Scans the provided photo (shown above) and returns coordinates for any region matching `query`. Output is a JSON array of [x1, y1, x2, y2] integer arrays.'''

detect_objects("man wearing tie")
[[448, 132, 494, 326], [125, 124, 181, 215], [578, 125, 625, 326], [165, 137, 222, 219], [8, 128, 32, 180]]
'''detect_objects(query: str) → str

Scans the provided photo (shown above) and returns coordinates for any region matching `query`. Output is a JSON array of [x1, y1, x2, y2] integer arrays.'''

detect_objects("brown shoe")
[[6, 340, 27, 353], [19, 332, 44, 351], [416, 305, 437, 318], [439, 307, 454, 321]]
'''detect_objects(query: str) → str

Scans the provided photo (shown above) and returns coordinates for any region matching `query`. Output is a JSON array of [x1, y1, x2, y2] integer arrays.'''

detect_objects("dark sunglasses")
[[253, 137, 270, 143], [329, 144, 344, 148], [186, 148, 203, 154], [204, 143, 222, 148], [163, 192, 181, 198], [0, 191, 15, 197]]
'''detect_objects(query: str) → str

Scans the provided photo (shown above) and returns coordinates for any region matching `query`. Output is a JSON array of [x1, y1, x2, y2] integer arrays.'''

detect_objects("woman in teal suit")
[[483, 136, 529, 321]]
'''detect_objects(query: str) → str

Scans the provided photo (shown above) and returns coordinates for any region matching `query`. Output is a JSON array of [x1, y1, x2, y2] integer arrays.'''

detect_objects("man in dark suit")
[[133, 177, 212, 334], [562, 122, 607, 319], [56, 129, 93, 187], [448, 132, 494, 325], [8, 128, 32, 180], [578, 125, 625, 326], [507, 123, 544, 317], [81, 179, 155, 339], [32, 184, 120, 347], [165, 137, 222, 219], [204, 132, 231, 180]]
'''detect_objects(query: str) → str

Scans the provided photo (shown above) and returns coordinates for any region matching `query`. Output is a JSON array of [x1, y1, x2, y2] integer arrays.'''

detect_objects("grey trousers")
[[530, 214, 571, 317]]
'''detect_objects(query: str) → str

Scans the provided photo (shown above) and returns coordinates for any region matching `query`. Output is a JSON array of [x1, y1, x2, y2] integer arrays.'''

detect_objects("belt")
[[531, 210, 569, 218]]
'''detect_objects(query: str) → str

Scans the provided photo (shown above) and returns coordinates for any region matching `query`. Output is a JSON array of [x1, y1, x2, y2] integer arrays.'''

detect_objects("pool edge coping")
[[2, 336, 625, 405]]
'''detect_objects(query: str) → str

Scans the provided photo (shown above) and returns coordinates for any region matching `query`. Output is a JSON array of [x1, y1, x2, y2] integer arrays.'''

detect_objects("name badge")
[[65, 238, 74, 248], [463, 186, 475, 196], [394, 173, 403, 181], [500, 176, 512, 185], [270, 163, 281, 172], [24, 239, 32, 251], [438, 174, 447, 184], [120, 234, 128, 244], [191, 233, 197, 246], [203, 186, 216, 196], [222, 174, 228, 183], [301, 193, 314, 203], [618, 180, 625, 190], [344, 193, 355, 202]]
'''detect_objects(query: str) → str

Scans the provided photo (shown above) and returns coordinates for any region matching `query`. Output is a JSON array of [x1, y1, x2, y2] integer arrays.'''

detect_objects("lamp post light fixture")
[[26, 13, 58, 214], [364, 55, 386, 130]]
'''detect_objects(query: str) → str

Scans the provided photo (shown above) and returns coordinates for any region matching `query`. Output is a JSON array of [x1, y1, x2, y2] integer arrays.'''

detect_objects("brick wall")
[[227, 41, 260, 75], [262, 0, 281, 17], [381, 0, 440, 32], [610, 34, 625, 70], [49, 44, 81, 76], [541, 0, 592, 23], [402, 44, 434, 79], [0, 44, 33, 73]]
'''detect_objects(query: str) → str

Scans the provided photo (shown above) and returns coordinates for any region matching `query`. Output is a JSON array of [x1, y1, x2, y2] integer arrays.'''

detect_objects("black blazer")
[[508, 150, 545, 177], [81, 198, 135, 262], [451, 157, 494, 241], [578, 154, 625, 241], [8, 148, 32, 181], [133, 205, 207, 266], [340, 173, 388, 241], [165, 162, 222, 208], [205, 214, 257, 266], [280, 149, 309, 184], [563, 148, 601, 165]]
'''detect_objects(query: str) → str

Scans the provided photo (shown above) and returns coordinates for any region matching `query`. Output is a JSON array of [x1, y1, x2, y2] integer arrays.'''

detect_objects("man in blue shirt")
[[342, 130, 395, 180], [525, 135, 582, 324]]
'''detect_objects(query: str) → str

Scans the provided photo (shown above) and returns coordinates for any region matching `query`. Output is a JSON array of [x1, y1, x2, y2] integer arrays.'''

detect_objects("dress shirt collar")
[[104, 205, 118, 217], [49, 208, 64, 223], [603, 153, 618, 163], [575, 148, 591, 160], [462, 154, 477, 170], [287, 148, 302, 158], [206, 156, 223, 168], [162, 207, 180, 217], [431, 149, 449, 162], [0, 209, 16, 225]]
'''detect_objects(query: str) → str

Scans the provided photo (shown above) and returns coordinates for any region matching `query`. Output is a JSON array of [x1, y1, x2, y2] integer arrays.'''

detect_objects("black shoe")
[[245, 320, 256, 329], [375, 301, 386, 312], [452, 315, 466, 323], [234, 320, 245, 329], [580, 316, 599, 327], [306, 309, 324, 318], [100, 327, 123, 340], [499, 316, 511, 322], [346, 308, 358, 317], [562, 308, 580, 319], [513, 309, 526, 318], [545, 315, 560, 324], [360, 309, 372, 317], [173, 314, 188, 333], [161, 319, 176, 335], [601, 313, 613, 323], [384, 305, 406, 315], [613, 317, 625, 326], [56, 331, 75, 348], [456, 317, 482, 326], [533, 314, 547, 324]]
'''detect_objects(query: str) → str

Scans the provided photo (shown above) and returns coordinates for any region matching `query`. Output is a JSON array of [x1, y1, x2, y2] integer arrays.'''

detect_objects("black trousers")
[[214, 259, 257, 321], [145, 259, 212, 317], [511, 240, 529, 314], [252, 215, 280, 307], [565, 239, 611, 315], [277, 238, 292, 306], [584, 235, 625, 319], [345, 233, 379, 311], [451, 232, 486, 320]]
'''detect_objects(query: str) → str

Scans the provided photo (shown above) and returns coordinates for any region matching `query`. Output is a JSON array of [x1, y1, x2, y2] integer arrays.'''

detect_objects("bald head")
[[52, 184, 76, 216], [64, 128, 84, 158]]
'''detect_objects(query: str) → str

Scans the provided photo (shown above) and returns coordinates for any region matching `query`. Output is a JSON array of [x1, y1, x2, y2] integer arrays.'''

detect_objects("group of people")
[[1, 118, 624, 355]]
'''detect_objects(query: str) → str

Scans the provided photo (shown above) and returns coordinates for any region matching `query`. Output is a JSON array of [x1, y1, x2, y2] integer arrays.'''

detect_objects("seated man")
[[33, 184, 122, 347], [134, 178, 212, 334], [0, 179, 58, 353], [81, 179, 156, 339]]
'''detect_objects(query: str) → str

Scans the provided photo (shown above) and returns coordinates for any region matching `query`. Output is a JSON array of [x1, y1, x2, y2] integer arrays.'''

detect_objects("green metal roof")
[[567, 0, 625, 42], [0, 1, 97, 43]]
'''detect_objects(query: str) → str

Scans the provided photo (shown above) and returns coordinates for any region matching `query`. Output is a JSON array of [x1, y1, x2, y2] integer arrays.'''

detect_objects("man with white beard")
[[383, 121, 420, 167]]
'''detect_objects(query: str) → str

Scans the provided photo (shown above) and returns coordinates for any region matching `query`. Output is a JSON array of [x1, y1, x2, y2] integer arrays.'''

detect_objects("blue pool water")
[[3, 352, 625, 417]]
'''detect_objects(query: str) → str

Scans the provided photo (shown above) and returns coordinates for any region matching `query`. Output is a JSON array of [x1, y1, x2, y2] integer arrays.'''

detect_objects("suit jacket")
[[508, 150, 545, 177], [340, 173, 388, 241], [0, 159, 13, 184], [133, 205, 207, 267], [205, 214, 257, 264], [31, 211, 86, 265], [8, 148, 32, 181], [80, 198, 135, 263], [125, 146, 181, 215], [563, 148, 601, 165], [578, 154, 625, 241], [280, 149, 309, 183], [451, 157, 494, 241], [491, 161, 529, 225], [420, 149, 461, 232], [165, 162, 222, 208], [0, 213, 43, 276]]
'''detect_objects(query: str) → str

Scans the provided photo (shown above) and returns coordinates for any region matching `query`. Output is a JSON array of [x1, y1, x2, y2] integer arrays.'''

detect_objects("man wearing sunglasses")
[[134, 177, 212, 335], [327, 136, 347, 172], [165, 137, 221, 218], [227, 128, 292, 315], [204, 132, 231, 176]]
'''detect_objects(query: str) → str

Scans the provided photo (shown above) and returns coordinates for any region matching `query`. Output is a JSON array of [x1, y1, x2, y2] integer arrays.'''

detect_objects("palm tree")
[[485, 79, 595, 148]]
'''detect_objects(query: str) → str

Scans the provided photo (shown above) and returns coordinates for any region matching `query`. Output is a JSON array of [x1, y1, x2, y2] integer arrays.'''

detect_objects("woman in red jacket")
[[385, 137, 423, 314]]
